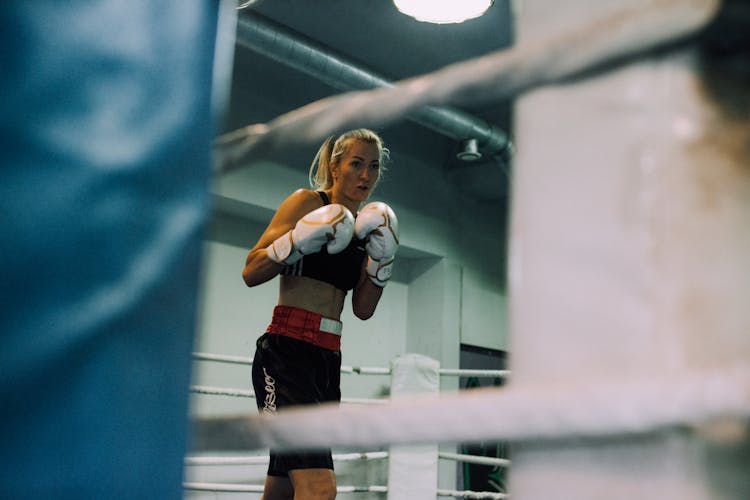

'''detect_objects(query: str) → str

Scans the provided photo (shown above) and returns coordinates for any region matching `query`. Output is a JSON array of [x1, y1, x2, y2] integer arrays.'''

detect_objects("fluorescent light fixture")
[[393, 0, 493, 24]]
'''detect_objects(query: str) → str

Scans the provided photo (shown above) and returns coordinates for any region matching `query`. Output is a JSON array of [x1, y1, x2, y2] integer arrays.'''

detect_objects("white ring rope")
[[185, 451, 388, 466], [440, 369, 510, 378], [196, 366, 750, 451], [193, 352, 509, 378], [340, 365, 511, 378], [173, 451, 510, 467], [438, 451, 510, 468], [186, 455, 268, 466], [337, 486, 388, 494], [183, 482, 388, 494], [340, 365, 391, 375], [235, 0, 258, 9], [437, 488, 508, 499], [192, 352, 253, 366], [183, 482, 264, 493], [183, 482, 506, 498], [184, 451, 507, 467], [342, 397, 390, 405], [332, 451, 389, 462], [191, 385, 255, 398], [213, 0, 718, 171], [190, 385, 388, 405]]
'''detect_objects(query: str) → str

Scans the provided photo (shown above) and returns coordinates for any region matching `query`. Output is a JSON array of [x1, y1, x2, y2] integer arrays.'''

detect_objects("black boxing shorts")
[[251, 306, 342, 476]]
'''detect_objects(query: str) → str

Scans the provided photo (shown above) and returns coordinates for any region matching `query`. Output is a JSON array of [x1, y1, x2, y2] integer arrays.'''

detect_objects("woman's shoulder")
[[288, 187, 319, 198], [278, 188, 324, 214], [286, 188, 323, 204]]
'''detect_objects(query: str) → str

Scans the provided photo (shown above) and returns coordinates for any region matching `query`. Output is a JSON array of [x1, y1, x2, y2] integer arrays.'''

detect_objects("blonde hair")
[[308, 129, 390, 190]]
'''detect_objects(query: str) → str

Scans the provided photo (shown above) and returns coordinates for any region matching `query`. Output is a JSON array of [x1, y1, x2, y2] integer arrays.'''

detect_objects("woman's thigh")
[[289, 468, 337, 499]]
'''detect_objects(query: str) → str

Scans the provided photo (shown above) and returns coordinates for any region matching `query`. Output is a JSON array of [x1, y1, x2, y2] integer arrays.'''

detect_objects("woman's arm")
[[241, 189, 322, 287], [351, 266, 384, 320], [351, 202, 399, 319]]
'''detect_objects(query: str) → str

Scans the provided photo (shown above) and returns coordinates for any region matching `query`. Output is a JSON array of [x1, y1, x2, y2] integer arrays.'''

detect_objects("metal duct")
[[236, 12, 509, 156]]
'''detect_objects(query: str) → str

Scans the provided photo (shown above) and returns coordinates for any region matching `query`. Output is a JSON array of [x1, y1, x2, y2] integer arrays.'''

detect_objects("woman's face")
[[332, 140, 381, 204]]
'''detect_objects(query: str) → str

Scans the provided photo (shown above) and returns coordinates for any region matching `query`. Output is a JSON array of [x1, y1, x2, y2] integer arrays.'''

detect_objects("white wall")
[[462, 266, 508, 351]]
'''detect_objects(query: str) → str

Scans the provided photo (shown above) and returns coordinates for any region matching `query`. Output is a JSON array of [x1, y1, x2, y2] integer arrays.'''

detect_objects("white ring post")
[[510, 1, 750, 499], [388, 354, 441, 499]]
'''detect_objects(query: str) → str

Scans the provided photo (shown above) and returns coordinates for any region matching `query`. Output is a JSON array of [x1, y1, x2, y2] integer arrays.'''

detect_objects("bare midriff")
[[278, 275, 347, 320]]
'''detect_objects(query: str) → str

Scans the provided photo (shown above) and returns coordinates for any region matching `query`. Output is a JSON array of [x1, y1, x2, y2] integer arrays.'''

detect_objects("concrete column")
[[405, 258, 462, 491]]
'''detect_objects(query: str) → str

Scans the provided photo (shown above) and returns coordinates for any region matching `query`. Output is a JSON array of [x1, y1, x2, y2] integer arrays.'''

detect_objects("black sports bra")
[[280, 191, 366, 291]]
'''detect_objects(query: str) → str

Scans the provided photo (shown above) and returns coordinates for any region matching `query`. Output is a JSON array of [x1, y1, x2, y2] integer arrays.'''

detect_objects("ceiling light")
[[393, 0, 493, 24]]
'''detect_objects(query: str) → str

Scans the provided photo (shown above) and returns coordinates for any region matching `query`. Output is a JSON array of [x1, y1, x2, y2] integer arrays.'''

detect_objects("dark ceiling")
[[222, 0, 515, 204]]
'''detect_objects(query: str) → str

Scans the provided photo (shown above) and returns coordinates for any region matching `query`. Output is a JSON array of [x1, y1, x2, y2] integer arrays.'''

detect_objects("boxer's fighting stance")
[[242, 129, 398, 499]]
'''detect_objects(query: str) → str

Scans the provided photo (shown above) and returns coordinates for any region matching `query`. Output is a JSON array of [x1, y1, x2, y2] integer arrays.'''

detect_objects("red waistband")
[[266, 305, 342, 351]]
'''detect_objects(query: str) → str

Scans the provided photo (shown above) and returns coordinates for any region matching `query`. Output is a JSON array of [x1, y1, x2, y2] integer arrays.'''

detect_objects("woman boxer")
[[242, 128, 399, 499]]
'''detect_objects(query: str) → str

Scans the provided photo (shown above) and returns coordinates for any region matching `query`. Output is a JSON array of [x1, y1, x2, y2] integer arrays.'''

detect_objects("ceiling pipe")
[[235, 12, 509, 156]]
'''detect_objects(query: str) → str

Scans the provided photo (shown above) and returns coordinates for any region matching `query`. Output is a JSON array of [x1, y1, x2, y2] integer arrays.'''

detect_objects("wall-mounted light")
[[393, 0, 493, 24], [457, 138, 482, 161]]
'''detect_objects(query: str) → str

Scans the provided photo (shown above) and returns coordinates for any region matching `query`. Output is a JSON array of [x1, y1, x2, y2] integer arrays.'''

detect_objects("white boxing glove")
[[354, 202, 399, 287], [267, 204, 354, 265]]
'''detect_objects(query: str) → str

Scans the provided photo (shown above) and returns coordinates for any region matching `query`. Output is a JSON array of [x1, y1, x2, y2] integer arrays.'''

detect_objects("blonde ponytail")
[[308, 136, 337, 190]]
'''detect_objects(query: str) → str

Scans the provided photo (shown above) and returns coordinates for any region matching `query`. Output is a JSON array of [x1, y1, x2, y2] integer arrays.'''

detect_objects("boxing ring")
[[186, 353, 510, 498], [197, 0, 750, 498]]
